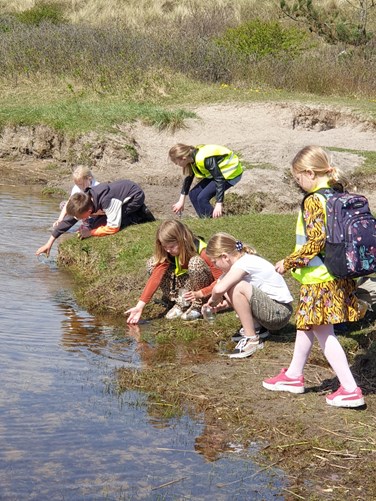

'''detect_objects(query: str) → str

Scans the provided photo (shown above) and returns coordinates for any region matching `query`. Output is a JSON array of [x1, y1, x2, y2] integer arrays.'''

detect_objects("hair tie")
[[235, 240, 243, 252]]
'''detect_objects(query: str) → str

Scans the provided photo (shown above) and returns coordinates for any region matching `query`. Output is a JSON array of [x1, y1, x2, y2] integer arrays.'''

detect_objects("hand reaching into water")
[[125, 301, 146, 324], [36, 236, 55, 258]]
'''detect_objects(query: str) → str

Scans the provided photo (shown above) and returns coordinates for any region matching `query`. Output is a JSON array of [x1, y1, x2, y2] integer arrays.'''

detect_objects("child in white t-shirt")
[[53, 165, 99, 227], [205, 232, 293, 359]]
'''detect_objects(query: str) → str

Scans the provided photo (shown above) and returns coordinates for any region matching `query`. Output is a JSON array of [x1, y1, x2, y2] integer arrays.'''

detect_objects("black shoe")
[[232, 326, 270, 342], [141, 204, 156, 222]]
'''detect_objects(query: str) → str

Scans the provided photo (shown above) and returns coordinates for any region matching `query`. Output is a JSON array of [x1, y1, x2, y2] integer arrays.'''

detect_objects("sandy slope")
[[1, 102, 375, 217], [118, 102, 376, 217]]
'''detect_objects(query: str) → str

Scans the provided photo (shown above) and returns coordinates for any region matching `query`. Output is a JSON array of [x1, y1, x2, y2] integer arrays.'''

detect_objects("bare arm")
[[209, 267, 246, 305], [36, 235, 56, 257]]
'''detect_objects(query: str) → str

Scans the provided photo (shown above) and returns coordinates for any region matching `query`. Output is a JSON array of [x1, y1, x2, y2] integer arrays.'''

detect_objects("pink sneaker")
[[262, 368, 305, 394], [326, 386, 365, 408]]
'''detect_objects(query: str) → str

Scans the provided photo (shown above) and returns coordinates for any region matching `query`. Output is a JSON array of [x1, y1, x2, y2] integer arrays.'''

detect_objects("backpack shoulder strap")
[[301, 188, 331, 212]]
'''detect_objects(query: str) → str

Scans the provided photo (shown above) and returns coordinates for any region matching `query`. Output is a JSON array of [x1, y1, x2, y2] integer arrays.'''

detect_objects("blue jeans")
[[189, 178, 232, 218]]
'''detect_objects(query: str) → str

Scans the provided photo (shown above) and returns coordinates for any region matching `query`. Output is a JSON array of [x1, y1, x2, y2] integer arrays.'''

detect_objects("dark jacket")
[[51, 180, 145, 238]]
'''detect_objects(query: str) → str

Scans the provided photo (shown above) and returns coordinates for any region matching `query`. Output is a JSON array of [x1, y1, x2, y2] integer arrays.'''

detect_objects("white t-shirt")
[[232, 253, 293, 304], [71, 178, 99, 195]]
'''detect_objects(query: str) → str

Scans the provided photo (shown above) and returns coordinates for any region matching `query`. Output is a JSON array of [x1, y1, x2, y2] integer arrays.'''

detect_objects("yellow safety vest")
[[174, 238, 207, 276], [291, 184, 336, 285], [192, 145, 243, 180]]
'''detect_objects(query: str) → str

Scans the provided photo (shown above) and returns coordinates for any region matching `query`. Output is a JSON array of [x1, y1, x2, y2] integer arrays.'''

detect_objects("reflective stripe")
[[174, 239, 207, 276], [291, 190, 335, 284], [194, 145, 243, 180]]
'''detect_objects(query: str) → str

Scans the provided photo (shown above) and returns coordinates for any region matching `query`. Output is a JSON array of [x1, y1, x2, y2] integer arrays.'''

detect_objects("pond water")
[[0, 185, 286, 500]]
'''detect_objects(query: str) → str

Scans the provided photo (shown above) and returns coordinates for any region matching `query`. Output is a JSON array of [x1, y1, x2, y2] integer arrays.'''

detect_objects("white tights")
[[286, 324, 357, 392]]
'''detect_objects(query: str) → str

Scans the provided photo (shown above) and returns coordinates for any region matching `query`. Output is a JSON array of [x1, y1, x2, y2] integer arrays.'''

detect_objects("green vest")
[[291, 184, 336, 285], [192, 145, 243, 180], [174, 238, 207, 276]]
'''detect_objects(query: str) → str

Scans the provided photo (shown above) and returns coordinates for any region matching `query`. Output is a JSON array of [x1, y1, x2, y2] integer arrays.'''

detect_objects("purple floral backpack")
[[305, 188, 376, 278]]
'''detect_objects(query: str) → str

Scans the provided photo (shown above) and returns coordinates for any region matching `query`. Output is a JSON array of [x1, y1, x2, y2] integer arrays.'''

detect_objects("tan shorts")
[[250, 286, 293, 331]]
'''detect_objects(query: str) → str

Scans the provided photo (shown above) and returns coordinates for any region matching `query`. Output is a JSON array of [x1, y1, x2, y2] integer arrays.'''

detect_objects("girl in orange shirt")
[[126, 219, 222, 323]]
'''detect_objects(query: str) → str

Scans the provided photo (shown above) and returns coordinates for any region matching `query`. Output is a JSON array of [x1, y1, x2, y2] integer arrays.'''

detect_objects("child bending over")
[[126, 219, 222, 323], [36, 179, 155, 257], [169, 143, 243, 219]]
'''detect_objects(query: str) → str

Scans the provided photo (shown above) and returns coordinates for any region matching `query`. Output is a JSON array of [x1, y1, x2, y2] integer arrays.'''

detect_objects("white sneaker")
[[229, 338, 264, 359], [165, 304, 184, 320], [181, 307, 201, 321]]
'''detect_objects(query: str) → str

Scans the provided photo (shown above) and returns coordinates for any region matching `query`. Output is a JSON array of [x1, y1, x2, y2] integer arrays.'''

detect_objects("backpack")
[[303, 188, 376, 279]]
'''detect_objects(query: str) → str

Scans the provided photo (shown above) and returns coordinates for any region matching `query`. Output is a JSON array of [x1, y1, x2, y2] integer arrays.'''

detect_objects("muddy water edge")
[[0, 185, 288, 499]]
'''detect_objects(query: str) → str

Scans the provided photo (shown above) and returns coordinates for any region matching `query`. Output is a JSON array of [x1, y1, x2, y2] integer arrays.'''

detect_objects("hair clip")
[[235, 240, 243, 251]]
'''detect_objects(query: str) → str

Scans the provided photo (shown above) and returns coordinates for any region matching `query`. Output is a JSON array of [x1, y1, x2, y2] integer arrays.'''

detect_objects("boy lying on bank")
[[36, 179, 155, 257]]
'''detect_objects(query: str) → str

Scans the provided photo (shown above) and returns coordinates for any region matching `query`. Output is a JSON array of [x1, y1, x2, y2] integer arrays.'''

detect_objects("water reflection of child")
[[126, 219, 222, 323]]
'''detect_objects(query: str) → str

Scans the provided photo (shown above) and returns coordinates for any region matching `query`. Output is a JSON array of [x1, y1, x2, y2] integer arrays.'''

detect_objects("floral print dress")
[[284, 194, 361, 330]]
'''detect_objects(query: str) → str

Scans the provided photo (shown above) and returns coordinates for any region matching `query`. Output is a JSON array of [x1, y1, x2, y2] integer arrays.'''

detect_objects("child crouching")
[[205, 232, 293, 359]]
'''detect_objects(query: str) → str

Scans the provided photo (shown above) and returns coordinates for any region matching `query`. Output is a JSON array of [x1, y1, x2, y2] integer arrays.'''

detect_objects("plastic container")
[[178, 288, 190, 308], [202, 305, 215, 322]]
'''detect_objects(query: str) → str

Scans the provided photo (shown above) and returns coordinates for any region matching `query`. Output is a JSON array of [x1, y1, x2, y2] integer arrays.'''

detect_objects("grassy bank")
[[58, 213, 297, 315], [57, 213, 376, 499], [56, 212, 374, 356]]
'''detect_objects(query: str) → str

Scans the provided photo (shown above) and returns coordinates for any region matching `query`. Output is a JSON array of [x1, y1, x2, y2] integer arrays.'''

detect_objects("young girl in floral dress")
[[263, 145, 365, 408]]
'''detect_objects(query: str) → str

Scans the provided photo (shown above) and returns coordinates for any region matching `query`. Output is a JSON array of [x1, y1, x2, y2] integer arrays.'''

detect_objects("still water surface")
[[0, 186, 285, 500]]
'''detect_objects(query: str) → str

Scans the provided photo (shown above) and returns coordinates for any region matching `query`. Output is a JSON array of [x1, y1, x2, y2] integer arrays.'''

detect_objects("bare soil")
[[1, 101, 376, 500], [1, 101, 376, 215]]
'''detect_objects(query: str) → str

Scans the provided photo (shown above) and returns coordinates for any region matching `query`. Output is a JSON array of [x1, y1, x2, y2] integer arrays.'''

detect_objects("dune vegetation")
[[0, 0, 375, 134]]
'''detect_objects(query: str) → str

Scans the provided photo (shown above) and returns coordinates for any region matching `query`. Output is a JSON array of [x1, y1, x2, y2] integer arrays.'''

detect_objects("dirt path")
[[127, 101, 376, 216]]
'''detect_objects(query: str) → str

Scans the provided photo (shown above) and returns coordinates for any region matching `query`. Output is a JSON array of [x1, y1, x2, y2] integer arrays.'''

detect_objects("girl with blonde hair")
[[169, 143, 243, 218], [205, 232, 293, 359], [53, 165, 99, 227], [263, 145, 365, 408], [126, 219, 222, 323]]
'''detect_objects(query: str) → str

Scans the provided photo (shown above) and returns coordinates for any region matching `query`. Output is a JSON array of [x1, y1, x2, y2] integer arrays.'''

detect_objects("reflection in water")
[[195, 423, 236, 461], [0, 186, 286, 500]]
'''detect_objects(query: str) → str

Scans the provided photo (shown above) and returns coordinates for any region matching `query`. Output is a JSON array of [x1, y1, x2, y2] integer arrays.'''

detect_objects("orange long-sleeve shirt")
[[139, 248, 222, 304]]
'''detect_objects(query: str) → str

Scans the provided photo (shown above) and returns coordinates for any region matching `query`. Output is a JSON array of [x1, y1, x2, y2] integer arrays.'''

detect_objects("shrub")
[[280, 0, 374, 46], [15, 1, 66, 26], [216, 18, 312, 59]]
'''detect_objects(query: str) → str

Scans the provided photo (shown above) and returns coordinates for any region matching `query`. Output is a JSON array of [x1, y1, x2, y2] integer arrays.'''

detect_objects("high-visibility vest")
[[291, 185, 336, 284], [192, 145, 243, 180], [174, 238, 207, 276]]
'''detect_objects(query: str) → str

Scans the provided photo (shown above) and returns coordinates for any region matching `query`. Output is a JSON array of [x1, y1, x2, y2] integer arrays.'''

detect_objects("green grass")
[[1, 74, 376, 136], [0, 92, 196, 133], [328, 147, 376, 176]]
